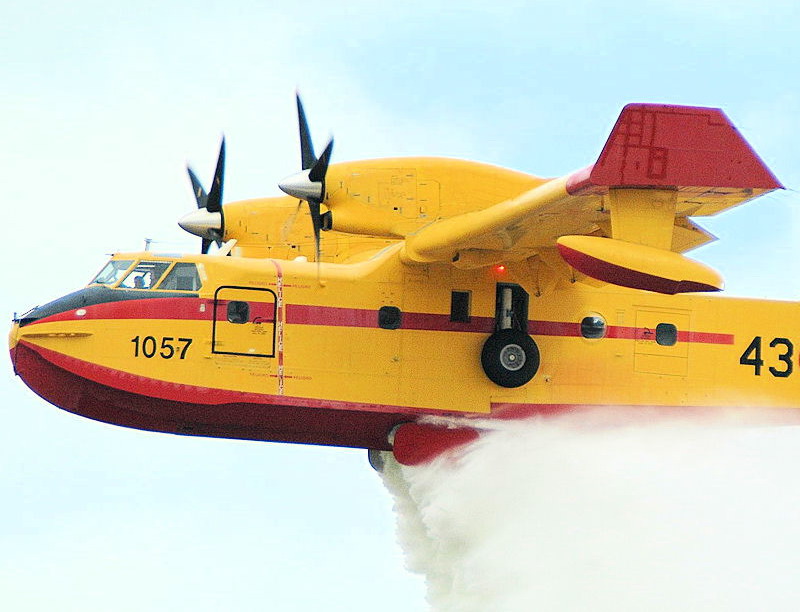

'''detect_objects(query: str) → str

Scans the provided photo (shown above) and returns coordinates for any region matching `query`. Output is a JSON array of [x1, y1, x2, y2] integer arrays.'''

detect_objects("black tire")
[[481, 329, 540, 388]]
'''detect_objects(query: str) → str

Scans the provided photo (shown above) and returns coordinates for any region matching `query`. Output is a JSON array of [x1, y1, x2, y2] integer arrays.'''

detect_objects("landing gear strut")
[[481, 283, 539, 387]]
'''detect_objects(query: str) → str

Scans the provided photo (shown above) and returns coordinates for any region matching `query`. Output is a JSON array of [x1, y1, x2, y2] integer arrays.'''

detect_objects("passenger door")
[[212, 286, 277, 357]]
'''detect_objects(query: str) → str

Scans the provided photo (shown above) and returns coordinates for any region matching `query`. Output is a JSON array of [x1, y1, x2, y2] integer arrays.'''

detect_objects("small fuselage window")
[[656, 323, 678, 346], [580, 315, 607, 339], [227, 301, 250, 324], [378, 305, 402, 330], [91, 260, 134, 286]]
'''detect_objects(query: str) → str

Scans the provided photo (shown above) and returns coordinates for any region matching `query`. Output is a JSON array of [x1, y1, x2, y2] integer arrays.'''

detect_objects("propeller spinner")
[[179, 138, 226, 254], [278, 94, 334, 262]]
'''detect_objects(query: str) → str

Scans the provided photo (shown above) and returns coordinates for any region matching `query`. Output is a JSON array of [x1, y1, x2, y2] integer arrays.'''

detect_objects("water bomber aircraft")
[[10, 98, 794, 466]]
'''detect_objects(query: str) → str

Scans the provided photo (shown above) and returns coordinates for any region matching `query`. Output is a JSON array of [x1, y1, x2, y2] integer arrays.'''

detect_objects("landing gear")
[[481, 282, 539, 387], [481, 329, 539, 388]]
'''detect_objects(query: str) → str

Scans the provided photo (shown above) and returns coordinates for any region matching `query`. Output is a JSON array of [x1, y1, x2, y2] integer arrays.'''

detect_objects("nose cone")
[[9, 319, 20, 346], [178, 209, 223, 240], [9, 320, 20, 372], [278, 169, 324, 202]]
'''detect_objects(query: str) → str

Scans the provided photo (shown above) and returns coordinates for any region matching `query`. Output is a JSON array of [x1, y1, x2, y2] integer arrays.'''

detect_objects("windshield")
[[118, 261, 172, 290], [158, 262, 202, 291], [89, 258, 202, 291], [91, 260, 134, 286]]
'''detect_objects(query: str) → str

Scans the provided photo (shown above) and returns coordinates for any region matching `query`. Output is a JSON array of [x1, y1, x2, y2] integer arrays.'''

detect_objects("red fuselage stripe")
[[27, 296, 734, 345]]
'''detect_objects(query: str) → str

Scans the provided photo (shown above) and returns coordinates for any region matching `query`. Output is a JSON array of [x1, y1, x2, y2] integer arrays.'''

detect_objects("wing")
[[400, 104, 782, 292]]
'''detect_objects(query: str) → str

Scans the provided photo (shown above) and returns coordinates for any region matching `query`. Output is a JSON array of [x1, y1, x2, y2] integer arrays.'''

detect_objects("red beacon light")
[[492, 264, 507, 277]]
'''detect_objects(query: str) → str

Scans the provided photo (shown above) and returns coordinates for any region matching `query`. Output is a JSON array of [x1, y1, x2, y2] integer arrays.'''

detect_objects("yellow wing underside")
[[397, 103, 782, 269], [400, 174, 773, 268]]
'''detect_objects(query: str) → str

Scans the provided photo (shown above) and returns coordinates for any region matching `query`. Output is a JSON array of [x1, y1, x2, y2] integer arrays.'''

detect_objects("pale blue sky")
[[2, 1, 799, 610]]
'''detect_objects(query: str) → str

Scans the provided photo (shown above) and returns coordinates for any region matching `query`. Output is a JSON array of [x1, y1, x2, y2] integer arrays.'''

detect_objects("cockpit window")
[[91, 260, 134, 286], [158, 263, 202, 291], [119, 261, 172, 290]]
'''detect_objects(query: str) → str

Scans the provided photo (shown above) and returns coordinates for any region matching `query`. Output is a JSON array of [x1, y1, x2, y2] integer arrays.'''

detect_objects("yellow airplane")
[[9, 98, 792, 467]]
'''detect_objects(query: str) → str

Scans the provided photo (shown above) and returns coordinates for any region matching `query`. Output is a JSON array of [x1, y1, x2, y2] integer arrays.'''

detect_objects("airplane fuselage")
[[10, 247, 800, 454]]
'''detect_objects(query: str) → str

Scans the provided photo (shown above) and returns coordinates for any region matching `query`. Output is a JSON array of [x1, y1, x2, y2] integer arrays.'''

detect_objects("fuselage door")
[[634, 308, 690, 376], [213, 286, 277, 357]]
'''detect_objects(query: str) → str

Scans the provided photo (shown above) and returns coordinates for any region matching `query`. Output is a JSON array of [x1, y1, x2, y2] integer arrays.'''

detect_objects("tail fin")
[[569, 104, 782, 193]]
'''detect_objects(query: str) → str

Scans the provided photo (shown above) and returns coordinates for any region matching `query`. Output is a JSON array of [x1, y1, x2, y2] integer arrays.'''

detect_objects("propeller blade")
[[282, 97, 335, 266], [309, 138, 333, 183], [201, 230, 224, 255], [297, 94, 317, 170], [308, 198, 322, 262], [206, 137, 225, 213], [187, 167, 208, 209], [280, 200, 304, 243], [308, 139, 334, 263], [180, 137, 226, 254]]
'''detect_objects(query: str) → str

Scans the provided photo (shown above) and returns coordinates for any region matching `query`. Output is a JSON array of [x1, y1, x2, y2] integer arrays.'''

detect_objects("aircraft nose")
[[9, 320, 19, 348], [9, 320, 21, 372]]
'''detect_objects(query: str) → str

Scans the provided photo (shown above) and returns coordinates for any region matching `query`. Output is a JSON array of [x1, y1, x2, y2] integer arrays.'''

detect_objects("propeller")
[[278, 94, 334, 263], [179, 138, 226, 254]]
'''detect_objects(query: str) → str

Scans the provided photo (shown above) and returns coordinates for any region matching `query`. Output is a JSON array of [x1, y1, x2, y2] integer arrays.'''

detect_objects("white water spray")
[[382, 412, 800, 611]]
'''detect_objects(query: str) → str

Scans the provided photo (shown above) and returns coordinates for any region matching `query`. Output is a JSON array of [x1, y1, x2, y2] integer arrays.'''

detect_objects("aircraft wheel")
[[481, 329, 540, 388]]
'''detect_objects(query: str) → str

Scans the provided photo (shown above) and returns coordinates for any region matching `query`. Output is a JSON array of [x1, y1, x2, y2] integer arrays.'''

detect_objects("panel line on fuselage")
[[270, 259, 286, 395]]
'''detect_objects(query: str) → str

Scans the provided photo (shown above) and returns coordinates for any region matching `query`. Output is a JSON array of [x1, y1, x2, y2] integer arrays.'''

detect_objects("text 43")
[[739, 336, 793, 377]]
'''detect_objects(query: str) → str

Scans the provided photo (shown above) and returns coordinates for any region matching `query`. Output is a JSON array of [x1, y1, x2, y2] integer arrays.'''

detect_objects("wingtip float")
[[10, 100, 794, 468]]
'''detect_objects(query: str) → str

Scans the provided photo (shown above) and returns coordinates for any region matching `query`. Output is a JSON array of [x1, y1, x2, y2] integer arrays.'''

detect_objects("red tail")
[[568, 104, 782, 194]]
